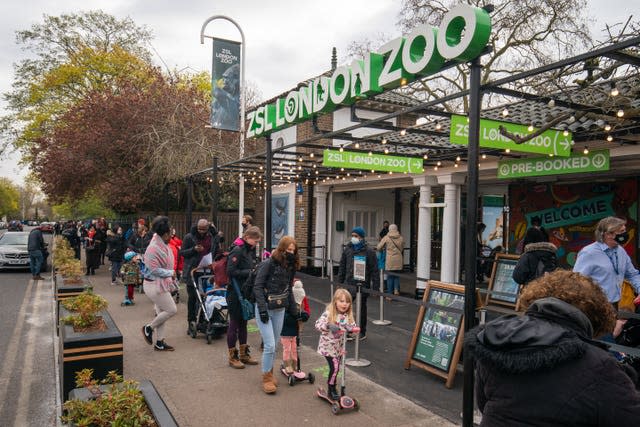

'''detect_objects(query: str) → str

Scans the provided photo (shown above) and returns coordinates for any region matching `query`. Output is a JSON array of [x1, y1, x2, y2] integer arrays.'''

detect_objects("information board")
[[404, 281, 466, 389], [486, 254, 521, 307]]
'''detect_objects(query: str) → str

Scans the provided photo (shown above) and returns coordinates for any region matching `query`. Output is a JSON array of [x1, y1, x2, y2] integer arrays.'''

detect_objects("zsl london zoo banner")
[[210, 38, 241, 132]]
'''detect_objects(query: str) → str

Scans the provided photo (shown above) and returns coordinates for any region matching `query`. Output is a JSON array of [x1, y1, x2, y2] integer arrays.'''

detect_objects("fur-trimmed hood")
[[466, 298, 595, 374], [523, 241, 557, 254]]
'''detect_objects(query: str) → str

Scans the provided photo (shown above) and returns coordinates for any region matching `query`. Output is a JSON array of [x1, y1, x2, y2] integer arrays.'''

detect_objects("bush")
[[61, 290, 108, 329], [61, 369, 157, 427]]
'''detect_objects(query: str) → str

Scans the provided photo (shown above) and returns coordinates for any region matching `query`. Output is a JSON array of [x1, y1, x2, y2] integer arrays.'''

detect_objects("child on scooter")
[[315, 288, 359, 401], [120, 251, 146, 306], [281, 279, 310, 374]]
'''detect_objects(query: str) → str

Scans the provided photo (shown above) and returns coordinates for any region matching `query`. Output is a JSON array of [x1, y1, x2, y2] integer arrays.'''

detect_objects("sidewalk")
[[77, 264, 458, 427]]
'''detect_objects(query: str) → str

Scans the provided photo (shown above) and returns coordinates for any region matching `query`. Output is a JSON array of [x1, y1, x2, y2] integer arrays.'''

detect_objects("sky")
[[0, 0, 637, 186]]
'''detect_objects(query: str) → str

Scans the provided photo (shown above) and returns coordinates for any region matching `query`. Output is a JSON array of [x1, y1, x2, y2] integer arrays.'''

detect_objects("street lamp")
[[200, 15, 246, 236]]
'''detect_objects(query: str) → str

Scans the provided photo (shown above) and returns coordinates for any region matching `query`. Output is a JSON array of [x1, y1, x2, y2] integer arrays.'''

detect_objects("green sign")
[[412, 289, 464, 372], [526, 194, 615, 229], [450, 114, 572, 157], [322, 149, 424, 173], [247, 5, 492, 138], [497, 150, 609, 179]]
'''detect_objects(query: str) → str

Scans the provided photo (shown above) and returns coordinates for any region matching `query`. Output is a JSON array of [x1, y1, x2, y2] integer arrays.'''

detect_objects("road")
[[0, 228, 58, 426]]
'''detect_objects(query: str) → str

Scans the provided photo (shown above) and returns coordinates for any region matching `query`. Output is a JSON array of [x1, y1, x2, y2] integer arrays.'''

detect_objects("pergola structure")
[[187, 35, 640, 426]]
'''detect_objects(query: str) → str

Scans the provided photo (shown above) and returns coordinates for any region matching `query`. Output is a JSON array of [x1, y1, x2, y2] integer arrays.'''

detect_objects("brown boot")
[[262, 372, 276, 394], [270, 368, 278, 386], [239, 344, 258, 365], [228, 348, 245, 369]]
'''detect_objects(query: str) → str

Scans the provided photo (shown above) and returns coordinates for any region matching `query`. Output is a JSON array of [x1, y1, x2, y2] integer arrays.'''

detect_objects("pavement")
[[56, 262, 463, 426]]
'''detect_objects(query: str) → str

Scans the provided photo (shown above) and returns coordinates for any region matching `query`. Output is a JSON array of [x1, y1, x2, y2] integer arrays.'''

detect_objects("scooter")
[[316, 326, 360, 415], [280, 335, 315, 386]]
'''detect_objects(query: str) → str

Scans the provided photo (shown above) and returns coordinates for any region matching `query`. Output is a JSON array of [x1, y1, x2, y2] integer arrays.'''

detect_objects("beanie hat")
[[352, 227, 366, 238], [292, 279, 305, 304], [124, 251, 137, 262]]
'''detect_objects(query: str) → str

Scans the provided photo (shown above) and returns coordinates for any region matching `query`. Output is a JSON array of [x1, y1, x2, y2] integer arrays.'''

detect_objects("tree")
[[347, 0, 595, 111], [0, 178, 20, 218], [1, 11, 153, 158], [52, 193, 116, 220]]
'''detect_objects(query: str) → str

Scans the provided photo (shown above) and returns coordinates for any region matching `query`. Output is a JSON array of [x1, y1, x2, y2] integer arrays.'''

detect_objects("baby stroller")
[[188, 267, 229, 344]]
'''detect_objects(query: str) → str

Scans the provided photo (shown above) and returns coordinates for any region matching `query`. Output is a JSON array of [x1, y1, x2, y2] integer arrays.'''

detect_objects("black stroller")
[[188, 267, 228, 344]]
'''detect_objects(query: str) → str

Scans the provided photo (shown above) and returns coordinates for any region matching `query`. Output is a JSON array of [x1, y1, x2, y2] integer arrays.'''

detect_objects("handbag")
[[267, 291, 290, 310], [232, 278, 255, 321]]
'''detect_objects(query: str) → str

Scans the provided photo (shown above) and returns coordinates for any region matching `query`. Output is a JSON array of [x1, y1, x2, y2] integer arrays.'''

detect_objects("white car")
[[0, 231, 48, 271]]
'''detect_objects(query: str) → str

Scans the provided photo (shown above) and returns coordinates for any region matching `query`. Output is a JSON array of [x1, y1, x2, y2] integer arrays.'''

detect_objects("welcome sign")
[[525, 194, 615, 229], [322, 149, 424, 173], [247, 5, 492, 138]]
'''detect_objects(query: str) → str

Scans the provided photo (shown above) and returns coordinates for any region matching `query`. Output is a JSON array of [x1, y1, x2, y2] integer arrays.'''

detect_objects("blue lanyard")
[[605, 248, 619, 275]]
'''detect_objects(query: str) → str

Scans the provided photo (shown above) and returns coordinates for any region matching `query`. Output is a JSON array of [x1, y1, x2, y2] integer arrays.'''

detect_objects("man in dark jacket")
[[512, 227, 557, 285], [179, 219, 221, 331], [28, 226, 46, 280], [338, 226, 379, 340], [106, 225, 127, 285], [62, 221, 81, 260], [466, 270, 640, 426]]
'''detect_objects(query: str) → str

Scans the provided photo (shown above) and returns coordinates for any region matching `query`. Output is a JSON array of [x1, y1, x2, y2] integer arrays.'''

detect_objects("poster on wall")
[[508, 178, 638, 267], [271, 193, 289, 248], [481, 196, 504, 249]]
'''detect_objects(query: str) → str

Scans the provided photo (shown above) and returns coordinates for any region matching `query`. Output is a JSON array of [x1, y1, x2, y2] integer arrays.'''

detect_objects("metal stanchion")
[[328, 259, 334, 298], [321, 245, 326, 278], [346, 283, 371, 367], [372, 269, 391, 326]]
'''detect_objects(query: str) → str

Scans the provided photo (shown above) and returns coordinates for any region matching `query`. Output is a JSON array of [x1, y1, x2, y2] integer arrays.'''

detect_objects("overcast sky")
[[0, 0, 636, 186]]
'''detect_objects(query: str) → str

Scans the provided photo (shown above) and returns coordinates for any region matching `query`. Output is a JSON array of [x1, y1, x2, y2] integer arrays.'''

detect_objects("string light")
[[456, 156, 461, 162], [381, 138, 387, 145], [368, 151, 372, 156], [607, 135, 613, 142], [309, 152, 314, 158], [339, 146, 344, 152], [502, 108, 509, 117], [435, 122, 442, 131], [527, 125, 534, 132], [604, 124, 611, 131], [355, 143, 360, 149], [481, 154, 487, 159], [610, 84, 619, 97], [423, 154, 428, 160], [547, 99, 555, 108], [617, 109, 624, 117], [384, 148, 389, 154], [583, 146, 589, 155], [505, 148, 511, 154], [400, 129, 407, 136], [563, 130, 569, 136]]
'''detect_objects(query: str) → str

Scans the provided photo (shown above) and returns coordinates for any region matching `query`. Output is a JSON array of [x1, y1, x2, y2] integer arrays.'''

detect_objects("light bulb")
[[456, 156, 461, 162], [617, 109, 624, 117], [604, 124, 611, 131], [482, 154, 487, 159], [547, 99, 555, 108], [355, 143, 360, 149], [400, 129, 407, 136], [502, 108, 509, 117], [611, 86, 619, 96], [309, 152, 314, 158], [505, 148, 511, 154], [583, 147, 589, 154], [423, 154, 428, 160], [381, 139, 387, 145], [384, 148, 389, 154], [528, 125, 534, 132], [607, 135, 613, 142], [563, 130, 569, 136], [435, 122, 442, 130], [368, 151, 372, 156], [339, 146, 344, 152]]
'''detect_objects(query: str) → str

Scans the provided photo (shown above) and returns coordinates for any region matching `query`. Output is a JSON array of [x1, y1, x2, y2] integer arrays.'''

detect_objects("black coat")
[[512, 242, 558, 285], [226, 240, 257, 321], [281, 301, 309, 337], [466, 297, 640, 427], [253, 257, 296, 316], [179, 225, 220, 276], [338, 242, 380, 290], [127, 231, 151, 254], [105, 231, 127, 262]]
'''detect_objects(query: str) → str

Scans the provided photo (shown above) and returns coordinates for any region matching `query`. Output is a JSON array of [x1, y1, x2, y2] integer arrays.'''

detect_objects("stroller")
[[188, 267, 229, 344]]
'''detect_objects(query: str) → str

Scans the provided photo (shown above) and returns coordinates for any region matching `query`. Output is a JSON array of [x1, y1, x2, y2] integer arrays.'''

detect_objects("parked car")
[[0, 231, 48, 271], [39, 222, 54, 233], [0, 221, 7, 229], [8, 220, 23, 231]]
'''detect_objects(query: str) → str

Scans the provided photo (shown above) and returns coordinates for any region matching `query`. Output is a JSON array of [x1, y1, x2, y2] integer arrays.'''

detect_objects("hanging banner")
[[322, 149, 424, 173], [497, 150, 609, 179], [210, 38, 241, 131], [450, 114, 572, 157]]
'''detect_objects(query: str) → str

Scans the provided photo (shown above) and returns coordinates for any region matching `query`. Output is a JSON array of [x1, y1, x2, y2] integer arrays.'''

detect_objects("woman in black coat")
[[225, 226, 262, 369], [466, 270, 640, 426]]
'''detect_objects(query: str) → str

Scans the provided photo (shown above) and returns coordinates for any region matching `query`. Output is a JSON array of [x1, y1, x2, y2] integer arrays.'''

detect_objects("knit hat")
[[124, 251, 137, 262], [292, 279, 305, 304], [352, 227, 366, 238]]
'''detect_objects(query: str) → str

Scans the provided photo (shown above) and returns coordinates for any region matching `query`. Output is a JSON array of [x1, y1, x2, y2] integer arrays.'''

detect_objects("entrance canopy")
[[191, 36, 639, 189]]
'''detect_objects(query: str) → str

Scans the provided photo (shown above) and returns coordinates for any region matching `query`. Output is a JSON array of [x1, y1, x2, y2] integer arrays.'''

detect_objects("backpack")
[[213, 251, 230, 286], [241, 258, 274, 303]]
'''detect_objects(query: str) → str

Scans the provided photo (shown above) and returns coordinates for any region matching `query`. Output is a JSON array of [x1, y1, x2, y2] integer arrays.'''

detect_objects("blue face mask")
[[351, 237, 361, 246]]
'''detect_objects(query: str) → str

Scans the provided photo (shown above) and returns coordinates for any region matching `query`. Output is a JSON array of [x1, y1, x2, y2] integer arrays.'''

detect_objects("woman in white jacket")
[[377, 224, 404, 295]]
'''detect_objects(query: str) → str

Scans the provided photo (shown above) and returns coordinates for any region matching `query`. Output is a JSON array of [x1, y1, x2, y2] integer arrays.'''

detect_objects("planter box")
[[68, 380, 178, 427], [55, 275, 93, 335], [59, 307, 123, 401]]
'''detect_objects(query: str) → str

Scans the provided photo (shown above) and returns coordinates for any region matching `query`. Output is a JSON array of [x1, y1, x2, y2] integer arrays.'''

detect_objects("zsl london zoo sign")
[[246, 5, 491, 138]]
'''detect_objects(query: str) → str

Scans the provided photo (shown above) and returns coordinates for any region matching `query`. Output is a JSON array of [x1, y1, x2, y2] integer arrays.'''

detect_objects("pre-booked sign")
[[450, 114, 572, 157], [322, 149, 424, 174], [497, 149, 609, 179]]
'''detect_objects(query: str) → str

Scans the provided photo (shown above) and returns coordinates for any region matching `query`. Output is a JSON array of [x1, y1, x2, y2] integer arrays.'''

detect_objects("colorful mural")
[[509, 178, 638, 267]]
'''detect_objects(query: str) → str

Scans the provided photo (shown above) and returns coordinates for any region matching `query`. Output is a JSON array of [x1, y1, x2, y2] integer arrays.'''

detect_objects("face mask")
[[614, 231, 629, 244], [286, 252, 296, 262], [351, 237, 360, 246]]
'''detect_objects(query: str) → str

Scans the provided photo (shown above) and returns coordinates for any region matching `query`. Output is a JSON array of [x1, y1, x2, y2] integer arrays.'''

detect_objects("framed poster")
[[486, 253, 521, 307], [404, 281, 466, 389], [271, 193, 289, 247]]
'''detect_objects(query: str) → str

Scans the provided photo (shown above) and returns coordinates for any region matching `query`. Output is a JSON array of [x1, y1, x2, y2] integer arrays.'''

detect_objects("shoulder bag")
[[232, 278, 255, 321]]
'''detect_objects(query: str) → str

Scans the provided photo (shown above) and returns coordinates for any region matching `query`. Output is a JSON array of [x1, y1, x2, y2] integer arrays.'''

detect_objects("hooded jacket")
[[512, 241, 557, 285], [377, 226, 404, 271], [338, 241, 379, 290], [466, 297, 640, 427]]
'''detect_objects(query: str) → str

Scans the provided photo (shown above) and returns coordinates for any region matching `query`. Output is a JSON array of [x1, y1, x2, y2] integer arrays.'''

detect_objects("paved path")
[[78, 264, 458, 427]]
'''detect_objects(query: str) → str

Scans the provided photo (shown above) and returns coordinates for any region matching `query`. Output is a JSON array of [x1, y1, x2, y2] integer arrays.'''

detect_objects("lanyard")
[[605, 248, 619, 275]]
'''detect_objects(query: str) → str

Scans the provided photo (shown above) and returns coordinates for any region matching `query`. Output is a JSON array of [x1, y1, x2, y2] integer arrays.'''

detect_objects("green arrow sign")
[[497, 149, 609, 179], [322, 149, 424, 173], [450, 114, 572, 157]]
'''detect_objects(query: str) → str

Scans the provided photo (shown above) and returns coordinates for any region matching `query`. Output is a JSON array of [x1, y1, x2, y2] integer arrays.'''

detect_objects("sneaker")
[[142, 325, 153, 345], [33, 275, 44, 281], [347, 334, 355, 342], [359, 333, 367, 341], [154, 340, 175, 351], [111, 281, 117, 286]]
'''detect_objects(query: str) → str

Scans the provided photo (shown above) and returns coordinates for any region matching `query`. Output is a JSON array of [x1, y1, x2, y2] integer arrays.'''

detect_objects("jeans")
[[111, 260, 123, 282], [29, 250, 43, 276], [386, 273, 400, 293], [255, 304, 285, 373]]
